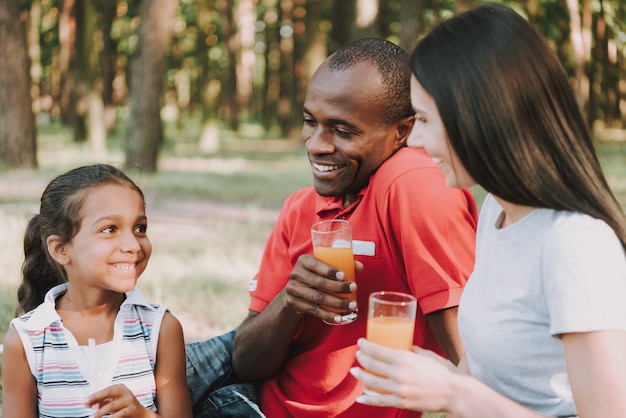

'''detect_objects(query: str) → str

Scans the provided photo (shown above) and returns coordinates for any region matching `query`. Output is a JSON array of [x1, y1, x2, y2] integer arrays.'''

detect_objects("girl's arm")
[[153, 311, 193, 418], [1, 326, 38, 418], [563, 330, 626, 416]]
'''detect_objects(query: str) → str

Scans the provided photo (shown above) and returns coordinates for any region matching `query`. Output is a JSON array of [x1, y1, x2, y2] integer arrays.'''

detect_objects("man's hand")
[[283, 254, 360, 324]]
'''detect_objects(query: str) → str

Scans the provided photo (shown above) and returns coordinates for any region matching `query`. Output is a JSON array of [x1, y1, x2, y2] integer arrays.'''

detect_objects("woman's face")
[[407, 75, 475, 189]]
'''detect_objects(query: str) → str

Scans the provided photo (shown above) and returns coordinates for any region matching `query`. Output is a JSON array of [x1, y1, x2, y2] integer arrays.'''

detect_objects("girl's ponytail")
[[17, 215, 67, 314]]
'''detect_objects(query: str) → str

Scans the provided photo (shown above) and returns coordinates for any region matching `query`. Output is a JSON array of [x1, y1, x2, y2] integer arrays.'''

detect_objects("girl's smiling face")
[[58, 183, 152, 293], [407, 75, 475, 189]]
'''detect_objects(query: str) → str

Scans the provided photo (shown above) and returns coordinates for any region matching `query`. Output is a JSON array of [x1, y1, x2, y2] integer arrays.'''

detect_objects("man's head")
[[302, 38, 415, 207]]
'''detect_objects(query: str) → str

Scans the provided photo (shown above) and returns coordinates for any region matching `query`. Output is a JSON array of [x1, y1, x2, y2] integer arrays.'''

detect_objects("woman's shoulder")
[[544, 210, 623, 258]]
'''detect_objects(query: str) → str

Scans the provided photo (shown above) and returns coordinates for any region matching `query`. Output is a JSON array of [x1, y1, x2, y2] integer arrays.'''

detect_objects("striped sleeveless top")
[[11, 283, 166, 418]]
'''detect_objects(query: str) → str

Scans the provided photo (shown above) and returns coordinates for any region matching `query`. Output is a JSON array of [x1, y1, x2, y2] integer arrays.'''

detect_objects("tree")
[[125, 0, 177, 172], [0, 0, 37, 169]]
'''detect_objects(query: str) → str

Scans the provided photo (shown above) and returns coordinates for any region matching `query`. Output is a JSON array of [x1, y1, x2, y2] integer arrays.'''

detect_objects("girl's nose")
[[120, 230, 141, 253]]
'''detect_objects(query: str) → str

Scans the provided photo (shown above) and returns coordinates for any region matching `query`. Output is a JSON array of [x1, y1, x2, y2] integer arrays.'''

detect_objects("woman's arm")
[[351, 338, 550, 418], [1, 326, 38, 418], [562, 330, 626, 416]]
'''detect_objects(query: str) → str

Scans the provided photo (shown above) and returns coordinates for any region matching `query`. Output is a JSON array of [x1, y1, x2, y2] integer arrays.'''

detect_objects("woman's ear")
[[47, 235, 69, 265]]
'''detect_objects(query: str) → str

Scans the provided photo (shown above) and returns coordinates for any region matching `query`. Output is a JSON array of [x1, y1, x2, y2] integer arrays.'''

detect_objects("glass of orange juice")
[[365, 291, 417, 394], [311, 219, 357, 325]]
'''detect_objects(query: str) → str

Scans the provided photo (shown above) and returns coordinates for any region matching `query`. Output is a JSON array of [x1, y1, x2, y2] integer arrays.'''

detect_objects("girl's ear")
[[47, 235, 69, 265]]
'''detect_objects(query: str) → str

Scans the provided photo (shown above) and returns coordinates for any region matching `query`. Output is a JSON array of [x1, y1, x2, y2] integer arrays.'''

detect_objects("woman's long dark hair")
[[17, 164, 144, 314], [409, 2, 626, 249]]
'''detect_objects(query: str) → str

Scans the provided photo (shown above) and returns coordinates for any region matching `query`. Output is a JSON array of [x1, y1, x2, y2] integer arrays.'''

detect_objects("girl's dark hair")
[[409, 2, 626, 249], [17, 164, 144, 314]]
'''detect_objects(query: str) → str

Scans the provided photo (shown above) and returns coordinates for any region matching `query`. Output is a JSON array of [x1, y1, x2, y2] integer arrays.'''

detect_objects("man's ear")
[[394, 115, 416, 149], [47, 235, 69, 265]]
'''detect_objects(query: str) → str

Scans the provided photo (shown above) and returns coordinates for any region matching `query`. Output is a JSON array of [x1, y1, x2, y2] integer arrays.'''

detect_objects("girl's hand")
[[350, 338, 458, 413], [85, 384, 154, 418]]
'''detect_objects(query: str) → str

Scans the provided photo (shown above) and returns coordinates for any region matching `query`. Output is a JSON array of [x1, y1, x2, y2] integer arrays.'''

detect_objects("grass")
[[0, 121, 624, 416]]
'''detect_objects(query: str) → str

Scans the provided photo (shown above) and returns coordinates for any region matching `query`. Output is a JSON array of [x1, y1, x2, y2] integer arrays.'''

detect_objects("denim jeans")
[[185, 328, 265, 418]]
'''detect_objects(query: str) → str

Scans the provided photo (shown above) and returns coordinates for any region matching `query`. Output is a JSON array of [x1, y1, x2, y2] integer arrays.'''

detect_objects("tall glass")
[[311, 219, 357, 325], [365, 291, 417, 393]]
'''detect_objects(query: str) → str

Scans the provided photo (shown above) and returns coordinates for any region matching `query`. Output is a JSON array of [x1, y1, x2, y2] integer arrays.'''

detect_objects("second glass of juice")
[[365, 291, 417, 393], [311, 219, 357, 325]]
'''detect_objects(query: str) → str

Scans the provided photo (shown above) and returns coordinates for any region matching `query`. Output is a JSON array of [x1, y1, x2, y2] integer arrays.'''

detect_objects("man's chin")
[[313, 183, 341, 197]]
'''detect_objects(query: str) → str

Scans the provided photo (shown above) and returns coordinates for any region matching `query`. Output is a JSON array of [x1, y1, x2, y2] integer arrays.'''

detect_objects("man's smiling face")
[[302, 61, 403, 207]]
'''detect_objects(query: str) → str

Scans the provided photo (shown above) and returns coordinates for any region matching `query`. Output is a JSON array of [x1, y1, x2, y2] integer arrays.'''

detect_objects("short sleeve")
[[542, 215, 626, 336]]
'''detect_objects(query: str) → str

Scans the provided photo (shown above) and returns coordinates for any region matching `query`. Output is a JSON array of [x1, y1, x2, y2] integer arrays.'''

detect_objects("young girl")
[[2, 164, 193, 418], [350, 3, 626, 417]]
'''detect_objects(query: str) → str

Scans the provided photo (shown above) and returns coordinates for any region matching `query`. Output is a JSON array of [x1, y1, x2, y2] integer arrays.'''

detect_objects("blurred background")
[[1, 0, 625, 172], [0, 0, 625, 409]]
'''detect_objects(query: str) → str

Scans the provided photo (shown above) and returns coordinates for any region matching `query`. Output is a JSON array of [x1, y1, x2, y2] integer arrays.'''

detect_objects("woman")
[[350, 3, 626, 417]]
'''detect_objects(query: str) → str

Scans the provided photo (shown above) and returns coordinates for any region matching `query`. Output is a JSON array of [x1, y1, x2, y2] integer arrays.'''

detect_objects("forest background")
[[0, 0, 625, 411]]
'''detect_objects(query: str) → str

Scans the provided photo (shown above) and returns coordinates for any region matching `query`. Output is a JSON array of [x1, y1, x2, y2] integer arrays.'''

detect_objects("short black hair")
[[329, 38, 413, 125]]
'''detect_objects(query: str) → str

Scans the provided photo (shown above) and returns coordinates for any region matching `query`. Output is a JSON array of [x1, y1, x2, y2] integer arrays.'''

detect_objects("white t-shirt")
[[458, 194, 626, 417]]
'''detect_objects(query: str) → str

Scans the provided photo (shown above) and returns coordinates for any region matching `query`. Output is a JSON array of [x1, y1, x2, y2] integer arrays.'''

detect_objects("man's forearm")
[[426, 307, 464, 365], [232, 291, 304, 381]]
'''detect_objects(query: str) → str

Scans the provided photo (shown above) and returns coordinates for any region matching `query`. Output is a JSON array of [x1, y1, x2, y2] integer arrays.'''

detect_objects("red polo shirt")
[[248, 147, 477, 418]]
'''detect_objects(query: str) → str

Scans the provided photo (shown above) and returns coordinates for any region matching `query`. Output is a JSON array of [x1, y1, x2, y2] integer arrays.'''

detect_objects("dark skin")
[[232, 60, 464, 383]]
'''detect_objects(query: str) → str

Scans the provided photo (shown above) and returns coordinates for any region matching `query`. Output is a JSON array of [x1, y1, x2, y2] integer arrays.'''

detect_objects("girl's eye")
[[135, 224, 148, 233], [101, 226, 116, 234], [415, 114, 427, 124]]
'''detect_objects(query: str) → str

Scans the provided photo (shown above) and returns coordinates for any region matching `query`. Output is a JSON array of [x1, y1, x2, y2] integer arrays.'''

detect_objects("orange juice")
[[365, 316, 415, 394], [366, 316, 415, 350], [313, 246, 356, 312]]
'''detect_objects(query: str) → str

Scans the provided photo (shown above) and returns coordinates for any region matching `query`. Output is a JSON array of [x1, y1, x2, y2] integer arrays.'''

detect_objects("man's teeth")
[[314, 163, 341, 172]]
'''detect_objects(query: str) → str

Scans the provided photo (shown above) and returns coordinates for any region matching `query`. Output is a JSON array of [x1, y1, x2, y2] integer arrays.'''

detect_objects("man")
[[186, 38, 477, 417]]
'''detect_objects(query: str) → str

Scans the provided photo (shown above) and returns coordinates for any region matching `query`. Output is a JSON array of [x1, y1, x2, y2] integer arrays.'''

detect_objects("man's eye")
[[334, 128, 353, 138], [303, 118, 317, 126]]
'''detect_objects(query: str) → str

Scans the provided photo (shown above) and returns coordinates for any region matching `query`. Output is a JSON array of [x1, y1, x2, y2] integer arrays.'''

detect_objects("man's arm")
[[426, 306, 463, 365], [232, 254, 357, 382]]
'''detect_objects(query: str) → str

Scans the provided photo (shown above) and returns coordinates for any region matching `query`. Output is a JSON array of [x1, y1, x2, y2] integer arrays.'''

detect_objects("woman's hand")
[[350, 338, 459, 413]]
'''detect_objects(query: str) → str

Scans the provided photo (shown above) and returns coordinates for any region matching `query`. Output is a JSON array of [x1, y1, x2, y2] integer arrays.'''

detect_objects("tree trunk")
[[262, 0, 280, 132], [0, 0, 37, 169], [71, 0, 92, 142], [303, 0, 328, 90], [196, 0, 221, 153], [101, 0, 118, 132], [58, 0, 77, 126], [125, 0, 177, 172], [329, 0, 355, 53], [398, 0, 424, 52], [566, 0, 588, 112], [220, 0, 239, 131], [238, 0, 255, 119], [278, 0, 298, 138]]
